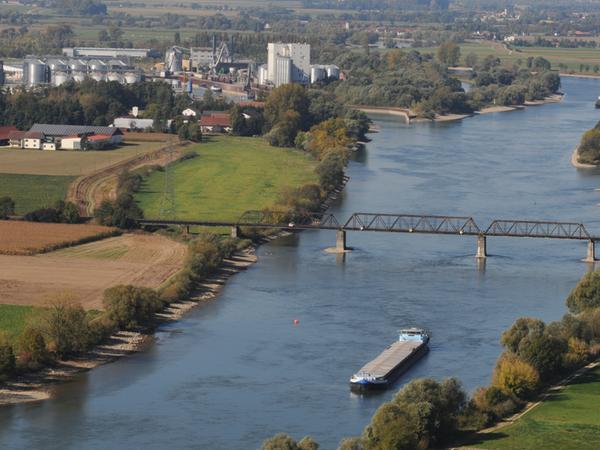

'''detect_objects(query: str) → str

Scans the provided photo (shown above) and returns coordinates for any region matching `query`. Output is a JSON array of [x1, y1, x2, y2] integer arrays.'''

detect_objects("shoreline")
[[357, 94, 563, 124], [571, 146, 597, 169], [0, 247, 259, 406]]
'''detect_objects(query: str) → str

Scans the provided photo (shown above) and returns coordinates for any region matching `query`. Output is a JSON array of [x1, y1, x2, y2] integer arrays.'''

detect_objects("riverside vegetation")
[[259, 269, 600, 450], [576, 120, 600, 165]]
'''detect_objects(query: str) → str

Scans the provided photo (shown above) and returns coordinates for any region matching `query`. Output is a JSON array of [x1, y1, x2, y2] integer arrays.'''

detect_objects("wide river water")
[[3, 77, 600, 449]]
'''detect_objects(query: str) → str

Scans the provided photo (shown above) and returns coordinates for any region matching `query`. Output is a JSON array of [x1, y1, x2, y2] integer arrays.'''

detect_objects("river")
[[2, 77, 600, 449]]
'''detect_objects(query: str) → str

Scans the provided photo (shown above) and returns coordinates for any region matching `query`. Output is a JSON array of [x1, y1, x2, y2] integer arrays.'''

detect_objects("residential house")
[[199, 112, 231, 133], [42, 142, 57, 151], [22, 131, 44, 149]]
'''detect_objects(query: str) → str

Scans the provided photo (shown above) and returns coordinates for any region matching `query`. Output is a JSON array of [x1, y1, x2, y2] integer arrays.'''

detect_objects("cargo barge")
[[349, 328, 429, 392]]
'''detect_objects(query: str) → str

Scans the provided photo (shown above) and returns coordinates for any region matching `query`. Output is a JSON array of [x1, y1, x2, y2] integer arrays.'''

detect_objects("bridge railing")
[[343, 213, 481, 235], [236, 210, 340, 229]]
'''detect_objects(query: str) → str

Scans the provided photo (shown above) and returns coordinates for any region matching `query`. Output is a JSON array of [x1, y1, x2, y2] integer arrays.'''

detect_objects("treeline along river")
[[2, 77, 600, 449]]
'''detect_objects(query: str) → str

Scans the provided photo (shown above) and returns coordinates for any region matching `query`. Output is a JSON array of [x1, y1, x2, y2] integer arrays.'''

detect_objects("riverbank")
[[571, 146, 597, 169], [358, 94, 563, 124], [0, 247, 258, 406]]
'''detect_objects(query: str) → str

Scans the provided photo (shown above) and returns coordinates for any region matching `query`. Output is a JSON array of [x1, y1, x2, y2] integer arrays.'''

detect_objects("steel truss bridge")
[[137, 211, 600, 261]]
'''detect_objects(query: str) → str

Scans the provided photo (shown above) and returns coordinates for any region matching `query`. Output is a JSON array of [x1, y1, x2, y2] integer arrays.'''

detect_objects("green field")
[[414, 41, 600, 74], [468, 364, 600, 450], [0, 173, 74, 214], [135, 136, 318, 222], [0, 305, 44, 345]]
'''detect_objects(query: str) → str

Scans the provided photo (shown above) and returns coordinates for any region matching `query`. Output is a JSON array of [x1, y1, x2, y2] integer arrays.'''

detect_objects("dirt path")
[[67, 140, 188, 216]]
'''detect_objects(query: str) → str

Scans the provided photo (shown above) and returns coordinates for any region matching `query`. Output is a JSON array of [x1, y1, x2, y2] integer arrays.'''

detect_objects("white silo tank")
[[124, 72, 140, 84], [72, 71, 86, 83], [27, 60, 47, 86], [326, 65, 340, 79], [53, 71, 71, 86], [91, 71, 106, 82], [107, 72, 123, 83]]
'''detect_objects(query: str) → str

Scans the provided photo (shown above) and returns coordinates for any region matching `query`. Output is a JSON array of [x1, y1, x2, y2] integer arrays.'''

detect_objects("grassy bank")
[[135, 136, 318, 222], [469, 364, 600, 449], [0, 173, 74, 214], [0, 305, 45, 345]]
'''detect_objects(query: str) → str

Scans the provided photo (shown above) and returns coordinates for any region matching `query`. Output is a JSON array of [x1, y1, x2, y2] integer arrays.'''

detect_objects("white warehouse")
[[266, 43, 310, 87]]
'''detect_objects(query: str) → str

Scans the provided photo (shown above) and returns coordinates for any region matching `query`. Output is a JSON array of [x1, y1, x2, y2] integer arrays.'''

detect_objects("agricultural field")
[[414, 41, 600, 74], [468, 364, 600, 450], [0, 173, 74, 214], [0, 141, 168, 176], [135, 136, 318, 222], [0, 220, 116, 255], [0, 233, 187, 310]]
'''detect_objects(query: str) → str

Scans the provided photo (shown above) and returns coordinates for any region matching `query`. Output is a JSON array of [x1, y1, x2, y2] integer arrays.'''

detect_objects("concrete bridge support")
[[336, 230, 348, 252], [585, 240, 597, 263], [476, 235, 487, 259], [231, 226, 241, 239]]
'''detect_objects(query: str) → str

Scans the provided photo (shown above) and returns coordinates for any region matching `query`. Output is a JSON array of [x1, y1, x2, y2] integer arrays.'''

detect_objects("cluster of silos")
[[165, 47, 184, 74], [309, 64, 340, 84], [21, 57, 142, 87]]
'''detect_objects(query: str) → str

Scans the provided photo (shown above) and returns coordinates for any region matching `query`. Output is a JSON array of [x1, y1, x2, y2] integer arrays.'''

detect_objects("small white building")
[[182, 108, 198, 117], [60, 137, 82, 150], [42, 142, 57, 151], [22, 132, 44, 149]]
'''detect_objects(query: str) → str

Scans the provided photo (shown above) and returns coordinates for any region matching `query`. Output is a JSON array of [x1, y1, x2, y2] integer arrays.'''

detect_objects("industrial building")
[[309, 64, 340, 83], [63, 47, 152, 59], [0, 55, 143, 88], [266, 43, 311, 87]]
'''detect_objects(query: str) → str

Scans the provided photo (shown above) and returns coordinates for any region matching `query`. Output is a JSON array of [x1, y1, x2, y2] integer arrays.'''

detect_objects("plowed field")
[[0, 233, 187, 309], [0, 221, 116, 255]]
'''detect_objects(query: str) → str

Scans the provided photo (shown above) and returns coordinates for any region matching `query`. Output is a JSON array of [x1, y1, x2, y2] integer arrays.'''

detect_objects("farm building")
[[199, 112, 231, 133], [29, 124, 123, 145], [0, 126, 18, 146], [9, 131, 46, 149], [42, 142, 57, 151], [113, 117, 173, 131], [60, 137, 82, 150]]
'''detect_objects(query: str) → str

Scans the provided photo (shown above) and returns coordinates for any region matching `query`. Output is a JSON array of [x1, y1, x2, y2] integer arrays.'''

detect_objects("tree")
[[43, 296, 94, 358], [492, 353, 540, 399], [103, 285, 163, 329], [18, 326, 51, 370], [261, 433, 318, 450], [266, 110, 302, 147], [436, 41, 460, 67], [316, 153, 345, 193], [61, 201, 81, 223], [465, 53, 478, 68], [566, 271, 600, 313], [338, 438, 364, 450], [0, 196, 15, 219], [500, 317, 545, 353], [264, 84, 310, 130], [362, 403, 420, 450], [0, 338, 16, 381], [517, 333, 566, 380]]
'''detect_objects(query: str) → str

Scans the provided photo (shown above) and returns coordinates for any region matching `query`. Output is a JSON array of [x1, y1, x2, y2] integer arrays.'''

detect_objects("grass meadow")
[[468, 364, 600, 450], [0, 173, 74, 214], [135, 136, 318, 222]]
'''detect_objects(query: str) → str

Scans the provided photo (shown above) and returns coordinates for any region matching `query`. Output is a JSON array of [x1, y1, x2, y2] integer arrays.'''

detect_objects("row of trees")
[[259, 268, 600, 449]]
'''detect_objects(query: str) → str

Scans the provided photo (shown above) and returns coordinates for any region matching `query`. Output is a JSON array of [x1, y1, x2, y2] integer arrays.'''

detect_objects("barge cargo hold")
[[349, 328, 429, 392]]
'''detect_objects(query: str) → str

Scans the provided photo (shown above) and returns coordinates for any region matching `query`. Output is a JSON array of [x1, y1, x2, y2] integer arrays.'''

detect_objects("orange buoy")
[[293, 319, 299, 325]]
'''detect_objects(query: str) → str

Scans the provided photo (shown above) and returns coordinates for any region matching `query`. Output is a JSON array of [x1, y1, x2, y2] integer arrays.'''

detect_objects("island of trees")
[[576, 120, 600, 165]]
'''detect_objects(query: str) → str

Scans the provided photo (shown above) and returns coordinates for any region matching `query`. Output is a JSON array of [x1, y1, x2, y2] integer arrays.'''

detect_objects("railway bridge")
[[138, 211, 600, 262]]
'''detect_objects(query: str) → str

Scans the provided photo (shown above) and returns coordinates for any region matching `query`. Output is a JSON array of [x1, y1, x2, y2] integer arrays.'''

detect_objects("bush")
[[94, 194, 143, 229], [517, 333, 567, 380], [0, 196, 15, 219], [566, 270, 600, 313], [261, 433, 319, 450], [43, 300, 95, 358], [362, 403, 421, 450], [316, 153, 345, 193], [492, 353, 540, 399], [18, 326, 51, 370], [103, 285, 163, 329], [23, 201, 80, 224], [0, 338, 16, 381]]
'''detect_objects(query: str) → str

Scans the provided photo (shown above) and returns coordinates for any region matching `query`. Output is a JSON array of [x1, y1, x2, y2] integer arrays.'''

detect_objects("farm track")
[[67, 140, 188, 216]]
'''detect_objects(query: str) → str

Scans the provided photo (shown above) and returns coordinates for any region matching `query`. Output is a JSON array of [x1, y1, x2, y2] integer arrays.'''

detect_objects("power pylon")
[[158, 146, 176, 220]]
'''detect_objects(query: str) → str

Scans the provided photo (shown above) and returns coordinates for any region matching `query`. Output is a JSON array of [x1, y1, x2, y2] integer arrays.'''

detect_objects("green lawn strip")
[[135, 136, 318, 222], [0, 305, 45, 345], [0, 173, 75, 214], [471, 364, 600, 450]]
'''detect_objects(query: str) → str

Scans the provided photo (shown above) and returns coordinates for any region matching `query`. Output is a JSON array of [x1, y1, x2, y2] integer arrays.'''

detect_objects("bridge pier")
[[476, 235, 487, 259], [585, 240, 597, 263], [336, 230, 347, 252], [231, 226, 241, 239]]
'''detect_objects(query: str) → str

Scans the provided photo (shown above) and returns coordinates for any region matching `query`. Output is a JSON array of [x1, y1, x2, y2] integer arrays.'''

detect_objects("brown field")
[[0, 221, 117, 255], [0, 140, 169, 176], [0, 233, 187, 310]]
